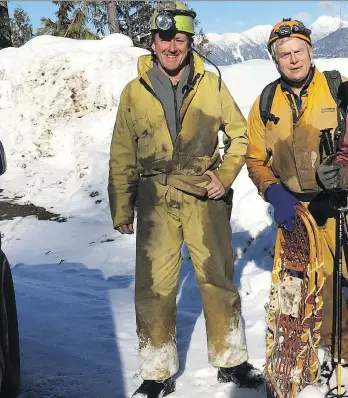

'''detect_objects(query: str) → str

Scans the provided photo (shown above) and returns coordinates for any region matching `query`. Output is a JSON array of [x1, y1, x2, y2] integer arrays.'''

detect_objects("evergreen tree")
[[37, 1, 103, 40], [10, 6, 33, 47], [194, 28, 212, 58], [189, 4, 211, 58], [34, 0, 211, 54], [117, 1, 156, 48], [87, 1, 108, 37], [105, 1, 120, 34], [0, 1, 12, 49]]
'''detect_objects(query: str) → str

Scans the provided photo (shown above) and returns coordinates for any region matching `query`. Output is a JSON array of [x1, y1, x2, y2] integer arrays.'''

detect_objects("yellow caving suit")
[[246, 67, 348, 359], [109, 54, 249, 380]]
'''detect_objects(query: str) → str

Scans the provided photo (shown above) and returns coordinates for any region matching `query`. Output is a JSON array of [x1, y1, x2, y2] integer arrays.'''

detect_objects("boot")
[[217, 361, 264, 388], [132, 378, 175, 398], [317, 359, 334, 387]]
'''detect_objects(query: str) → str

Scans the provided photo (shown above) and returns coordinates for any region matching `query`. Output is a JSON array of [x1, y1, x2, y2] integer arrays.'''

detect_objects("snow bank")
[[0, 34, 148, 214], [0, 34, 145, 119]]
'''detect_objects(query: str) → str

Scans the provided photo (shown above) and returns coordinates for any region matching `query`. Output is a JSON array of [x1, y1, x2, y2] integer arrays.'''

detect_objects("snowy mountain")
[[313, 27, 348, 58], [310, 15, 348, 42], [205, 25, 272, 65], [1, 34, 348, 397], [206, 15, 348, 66]]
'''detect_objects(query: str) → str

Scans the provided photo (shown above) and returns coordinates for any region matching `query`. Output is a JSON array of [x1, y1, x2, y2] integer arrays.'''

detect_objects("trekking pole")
[[320, 128, 348, 397], [326, 194, 348, 398]]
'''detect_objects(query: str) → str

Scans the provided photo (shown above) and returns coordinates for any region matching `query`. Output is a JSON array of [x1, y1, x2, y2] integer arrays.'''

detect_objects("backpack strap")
[[259, 78, 281, 127], [323, 70, 342, 106], [324, 70, 346, 150], [338, 80, 348, 120]]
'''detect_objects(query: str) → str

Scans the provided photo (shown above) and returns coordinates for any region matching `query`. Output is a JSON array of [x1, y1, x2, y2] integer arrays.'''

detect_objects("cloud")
[[318, 1, 336, 11], [235, 20, 245, 26], [293, 12, 312, 22]]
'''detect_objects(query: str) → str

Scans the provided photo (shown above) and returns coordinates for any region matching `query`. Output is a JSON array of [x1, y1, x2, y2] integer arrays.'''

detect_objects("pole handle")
[[321, 128, 335, 156]]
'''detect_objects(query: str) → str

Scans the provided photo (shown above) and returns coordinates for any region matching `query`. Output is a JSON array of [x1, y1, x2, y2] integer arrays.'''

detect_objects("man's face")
[[275, 37, 312, 82], [151, 31, 190, 74]]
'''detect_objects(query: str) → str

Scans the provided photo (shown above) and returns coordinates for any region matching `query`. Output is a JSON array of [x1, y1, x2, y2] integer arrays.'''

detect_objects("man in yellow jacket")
[[247, 18, 348, 381], [109, 2, 263, 397]]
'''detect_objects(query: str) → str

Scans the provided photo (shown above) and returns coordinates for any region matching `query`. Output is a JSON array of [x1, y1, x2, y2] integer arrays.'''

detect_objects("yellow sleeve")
[[108, 86, 139, 228], [246, 96, 279, 196], [214, 80, 248, 188]]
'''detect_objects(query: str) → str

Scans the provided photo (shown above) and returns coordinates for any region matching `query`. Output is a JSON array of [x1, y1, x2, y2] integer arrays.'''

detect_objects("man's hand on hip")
[[204, 170, 225, 199], [116, 224, 134, 234]]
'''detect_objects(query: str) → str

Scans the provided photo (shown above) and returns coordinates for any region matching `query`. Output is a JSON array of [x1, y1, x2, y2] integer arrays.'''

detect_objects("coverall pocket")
[[134, 111, 157, 159]]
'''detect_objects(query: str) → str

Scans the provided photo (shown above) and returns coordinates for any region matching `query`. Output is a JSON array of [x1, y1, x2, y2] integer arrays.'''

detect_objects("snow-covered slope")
[[205, 25, 272, 65], [314, 27, 348, 58], [1, 34, 348, 397], [310, 15, 348, 42], [205, 15, 348, 65], [206, 25, 272, 47]]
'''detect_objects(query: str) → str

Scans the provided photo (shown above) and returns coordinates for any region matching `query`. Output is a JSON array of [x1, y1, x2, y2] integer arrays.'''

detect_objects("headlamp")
[[155, 12, 175, 31], [278, 25, 291, 36], [273, 22, 311, 39], [155, 9, 197, 31]]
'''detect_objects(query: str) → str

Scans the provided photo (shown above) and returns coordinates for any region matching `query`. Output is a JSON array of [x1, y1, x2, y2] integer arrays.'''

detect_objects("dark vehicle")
[[0, 142, 20, 397]]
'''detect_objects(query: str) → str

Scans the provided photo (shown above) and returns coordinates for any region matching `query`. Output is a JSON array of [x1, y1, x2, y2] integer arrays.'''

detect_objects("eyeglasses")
[[155, 9, 196, 31]]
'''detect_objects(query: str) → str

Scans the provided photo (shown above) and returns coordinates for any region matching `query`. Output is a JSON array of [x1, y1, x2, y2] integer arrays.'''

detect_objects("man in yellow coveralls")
[[109, 2, 264, 397]]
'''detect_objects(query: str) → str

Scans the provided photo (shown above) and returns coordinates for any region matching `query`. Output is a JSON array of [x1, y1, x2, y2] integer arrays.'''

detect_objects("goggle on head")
[[155, 2, 196, 31]]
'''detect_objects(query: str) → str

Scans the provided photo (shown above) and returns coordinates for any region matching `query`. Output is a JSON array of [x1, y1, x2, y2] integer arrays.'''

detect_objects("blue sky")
[[7, 1, 348, 35]]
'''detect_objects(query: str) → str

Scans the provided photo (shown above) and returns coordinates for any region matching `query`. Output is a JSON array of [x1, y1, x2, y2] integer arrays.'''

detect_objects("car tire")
[[0, 251, 20, 398]]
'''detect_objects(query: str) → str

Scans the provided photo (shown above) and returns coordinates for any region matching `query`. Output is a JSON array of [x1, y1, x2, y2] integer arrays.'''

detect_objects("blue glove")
[[265, 184, 300, 231]]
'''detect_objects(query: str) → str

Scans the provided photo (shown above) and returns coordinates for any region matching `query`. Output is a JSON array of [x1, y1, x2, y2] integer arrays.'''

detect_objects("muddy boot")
[[132, 378, 175, 398], [217, 361, 264, 388]]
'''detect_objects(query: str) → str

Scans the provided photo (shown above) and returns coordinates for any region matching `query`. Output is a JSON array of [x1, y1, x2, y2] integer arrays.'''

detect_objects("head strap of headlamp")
[[157, 2, 196, 19], [158, 9, 196, 19]]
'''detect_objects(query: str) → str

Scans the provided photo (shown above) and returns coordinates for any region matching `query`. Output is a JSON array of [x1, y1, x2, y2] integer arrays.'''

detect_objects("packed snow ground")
[[1, 34, 348, 397]]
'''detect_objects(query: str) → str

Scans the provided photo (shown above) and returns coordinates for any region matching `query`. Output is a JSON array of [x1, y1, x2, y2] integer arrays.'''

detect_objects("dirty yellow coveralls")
[[108, 54, 248, 380], [246, 67, 348, 359]]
